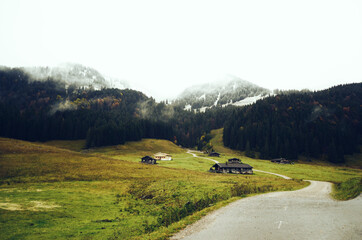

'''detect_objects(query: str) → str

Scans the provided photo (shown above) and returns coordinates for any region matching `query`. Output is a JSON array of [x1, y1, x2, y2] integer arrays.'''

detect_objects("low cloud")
[[137, 99, 174, 121], [49, 100, 77, 115], [308, 105, 332, 122]]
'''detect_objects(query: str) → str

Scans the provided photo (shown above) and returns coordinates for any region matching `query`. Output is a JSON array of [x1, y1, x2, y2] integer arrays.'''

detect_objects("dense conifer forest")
[[0, 68, 228, 148], [223, 83, 362, 163], [0, 67, 361, 163]]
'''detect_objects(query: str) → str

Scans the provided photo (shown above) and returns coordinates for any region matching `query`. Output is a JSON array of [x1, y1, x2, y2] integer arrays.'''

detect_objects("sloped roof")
[[209, 152, 220, 156], [214, 163, 253, 169], [271, 158, 286, 161], [228, 158, 241, 162], [154, 152, 171, 157]]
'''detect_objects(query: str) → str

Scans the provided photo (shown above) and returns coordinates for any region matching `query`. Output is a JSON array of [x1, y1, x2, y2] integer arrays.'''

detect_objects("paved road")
[[171, 181, 362, 240]]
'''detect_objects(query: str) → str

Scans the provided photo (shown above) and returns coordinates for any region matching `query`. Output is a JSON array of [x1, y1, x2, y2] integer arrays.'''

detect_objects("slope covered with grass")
[[208, 128, 362, 200], [0, 137, 306, 240]]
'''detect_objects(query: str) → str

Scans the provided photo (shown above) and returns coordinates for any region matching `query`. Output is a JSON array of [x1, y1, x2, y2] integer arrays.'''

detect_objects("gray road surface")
[[171, 181, 362, 240], [253, 169, 291, 179], [186, 150, 219, 163]]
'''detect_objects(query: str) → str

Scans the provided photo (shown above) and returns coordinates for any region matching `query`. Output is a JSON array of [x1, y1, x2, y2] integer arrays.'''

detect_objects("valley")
[[0, 131, 361, 239], [0, 66, 361, 239], [1, 1, 362, 239]]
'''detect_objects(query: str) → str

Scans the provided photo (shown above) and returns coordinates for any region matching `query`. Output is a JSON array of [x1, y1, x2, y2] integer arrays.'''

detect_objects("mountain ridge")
[[174, 75, 271, 110], [22, 63, 129, 91]]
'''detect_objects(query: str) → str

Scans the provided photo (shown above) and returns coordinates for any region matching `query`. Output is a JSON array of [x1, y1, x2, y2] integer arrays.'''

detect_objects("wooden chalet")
[[154, 152, 172, 161], [228, 158, 241, 164], [210, 158, 253, 174], [141, 156, 157, 164], [271, 158, 293, 164], [208, 152, 220, 157]]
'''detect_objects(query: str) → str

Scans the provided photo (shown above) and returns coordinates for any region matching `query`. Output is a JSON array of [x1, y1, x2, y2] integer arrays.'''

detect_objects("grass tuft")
[[333, 177, 362, 200]]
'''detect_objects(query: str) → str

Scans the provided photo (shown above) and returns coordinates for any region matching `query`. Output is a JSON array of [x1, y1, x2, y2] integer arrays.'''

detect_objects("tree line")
[[0, 67, 227, 148], [223, 83, 362, 163], [1, 67, 361, 163]]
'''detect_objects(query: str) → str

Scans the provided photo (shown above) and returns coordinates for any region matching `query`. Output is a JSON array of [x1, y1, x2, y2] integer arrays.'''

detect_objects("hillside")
[[174, 76, 270, 111], [0, 67, 230, 149], [0, 67, 175, 148], [0, 137, 305, 239], [223, 83, 362, 163], [208, 128, 362, 200], [1, 65, 361, 165]]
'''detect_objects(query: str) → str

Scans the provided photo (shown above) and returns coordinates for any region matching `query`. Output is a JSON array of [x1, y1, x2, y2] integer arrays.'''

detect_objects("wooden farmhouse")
[[154, 152, 172, 161], [208, 152, 220, 157], [210, 158, 253, 174], [271, 158, 293, 164], [141, 156, 157, 164], [228, 158, 242, 164]]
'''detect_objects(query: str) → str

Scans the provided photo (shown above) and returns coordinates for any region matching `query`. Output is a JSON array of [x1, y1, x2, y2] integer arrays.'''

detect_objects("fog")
[[0, 0, 361, 101]]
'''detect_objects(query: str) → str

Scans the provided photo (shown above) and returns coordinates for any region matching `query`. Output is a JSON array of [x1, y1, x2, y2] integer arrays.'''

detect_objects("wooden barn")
[[208, 152, 220, 157], [271, 158, 293, 164], [228, 158, 242, 164], [210, 158, 253, 174], [141, 156, 157, 164]]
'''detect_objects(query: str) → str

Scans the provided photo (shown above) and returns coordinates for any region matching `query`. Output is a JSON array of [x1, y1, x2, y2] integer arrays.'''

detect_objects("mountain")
[[175, 75, 271, 111], [1, 65, 360, 164], [223, 83, 362, 163], [0, 66, 221, 149], [0, 66, 173, 147], [22, 63, 129, 90]]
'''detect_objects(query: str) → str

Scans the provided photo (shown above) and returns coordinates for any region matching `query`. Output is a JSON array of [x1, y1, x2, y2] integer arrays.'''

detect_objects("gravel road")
[[186, 150, 219, 163], [253, 169, 291, 179], [171, 181, 362, 240]]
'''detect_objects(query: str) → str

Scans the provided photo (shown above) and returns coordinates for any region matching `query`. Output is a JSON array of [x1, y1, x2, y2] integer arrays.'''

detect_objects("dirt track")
[[186, 150, 219, 163], [171, 181, 362, 240]]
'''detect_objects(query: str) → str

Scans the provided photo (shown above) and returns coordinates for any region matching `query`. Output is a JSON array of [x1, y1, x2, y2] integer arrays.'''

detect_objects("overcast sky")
[[0, 0, 361, 100]]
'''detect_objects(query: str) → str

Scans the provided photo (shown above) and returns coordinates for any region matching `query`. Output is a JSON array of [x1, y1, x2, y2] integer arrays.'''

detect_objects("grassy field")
[[0, 137, 306, 240], [208, 128, 362, 199], [42, 140, 86, 152], [1, 129, 361, 239]]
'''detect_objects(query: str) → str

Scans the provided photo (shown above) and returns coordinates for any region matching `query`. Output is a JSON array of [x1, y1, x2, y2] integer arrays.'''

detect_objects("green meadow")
[[208, 128, 362, 200], [0, 130, 361, 239]]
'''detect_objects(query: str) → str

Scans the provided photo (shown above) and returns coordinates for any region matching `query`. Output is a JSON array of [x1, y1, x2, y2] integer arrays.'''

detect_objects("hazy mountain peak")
[[176, 75, 270, 110], [22, 63, 129, 90]]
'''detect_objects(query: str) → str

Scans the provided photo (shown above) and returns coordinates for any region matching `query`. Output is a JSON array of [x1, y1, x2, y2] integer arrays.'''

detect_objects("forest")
[[0, 68, 229, 148], [223, 83, 362, 163], [0, 67, 361, 163]]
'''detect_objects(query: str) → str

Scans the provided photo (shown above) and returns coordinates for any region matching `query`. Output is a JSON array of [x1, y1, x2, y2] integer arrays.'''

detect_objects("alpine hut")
[[141, 156, 157, 164], [210, 158, 253, 174], [208, 152, 221, 157], [154, 152, 172, 161]]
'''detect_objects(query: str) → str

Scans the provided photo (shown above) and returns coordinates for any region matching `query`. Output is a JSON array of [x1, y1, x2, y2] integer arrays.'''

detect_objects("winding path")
[[186, 150, 219, 163], [186, 150, 290, 179], [175, 151, 362, 239], [253, 169, 291, 180]]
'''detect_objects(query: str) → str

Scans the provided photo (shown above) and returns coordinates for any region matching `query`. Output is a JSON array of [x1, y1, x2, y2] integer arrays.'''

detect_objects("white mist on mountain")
[[177, 75, 271, 111], [23, 63, 129, 91]]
